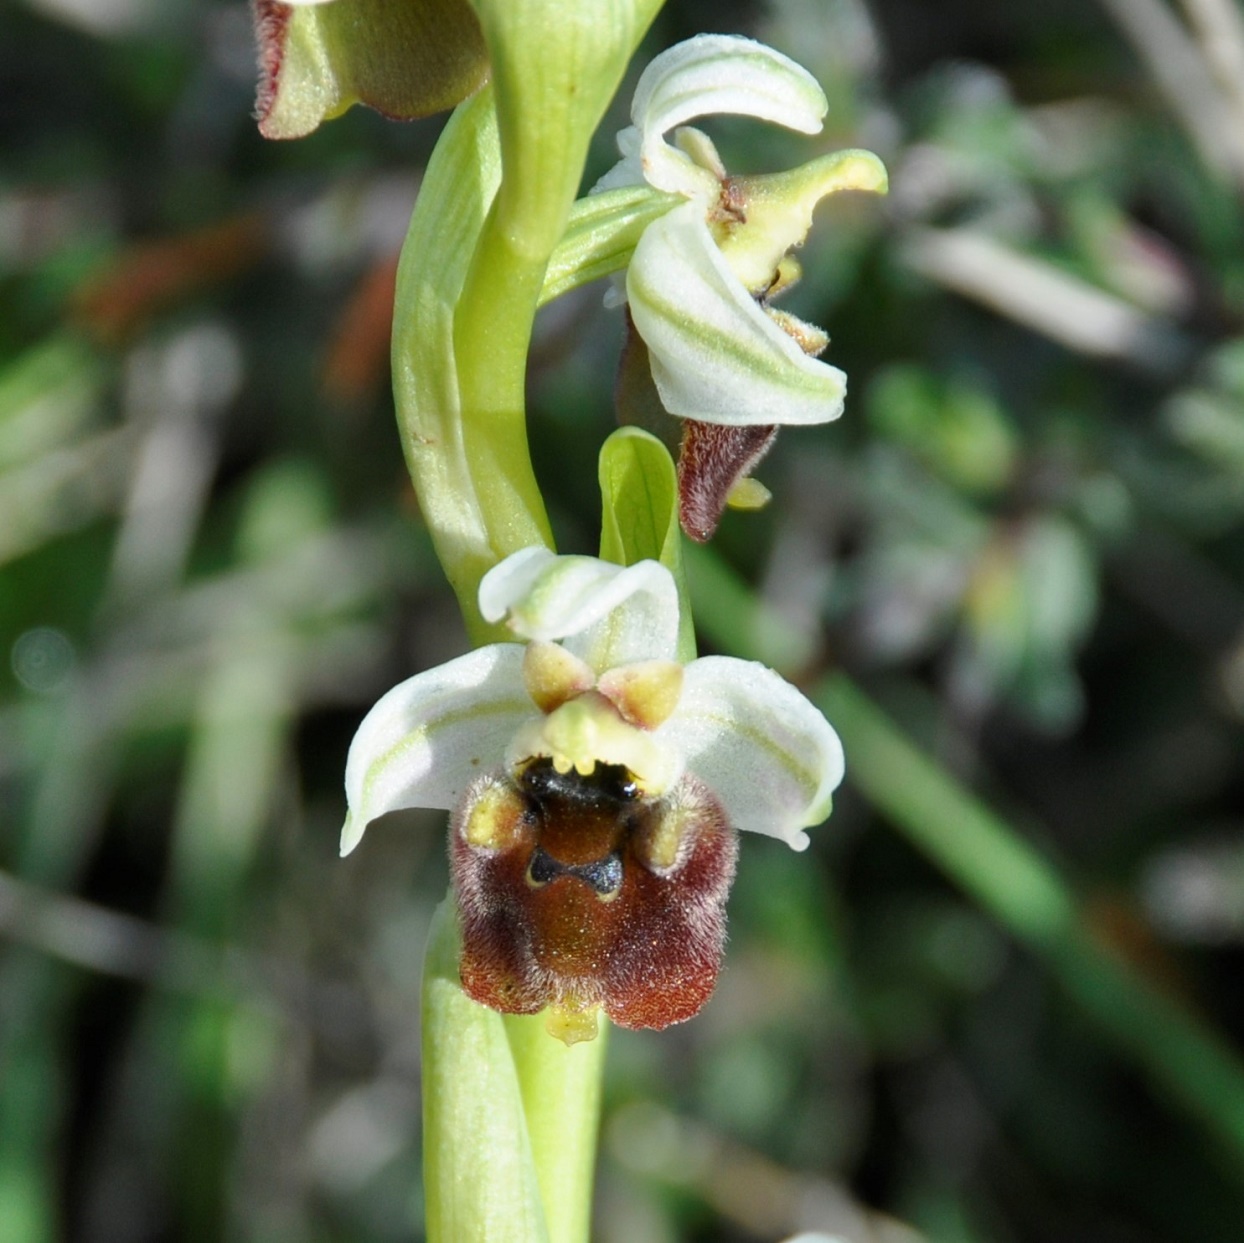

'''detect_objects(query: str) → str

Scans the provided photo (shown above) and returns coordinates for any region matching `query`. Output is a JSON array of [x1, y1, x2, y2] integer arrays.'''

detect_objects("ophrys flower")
[[343, 547, 843, 1041], [595, 35, 887, 539]]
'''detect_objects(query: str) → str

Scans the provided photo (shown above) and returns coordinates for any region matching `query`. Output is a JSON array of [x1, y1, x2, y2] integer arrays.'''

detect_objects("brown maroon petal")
[[677, 419, 778, 543], [601, 782, 737, 1030], [451, 775, 547, 1015], [252, 1, 291, 135]]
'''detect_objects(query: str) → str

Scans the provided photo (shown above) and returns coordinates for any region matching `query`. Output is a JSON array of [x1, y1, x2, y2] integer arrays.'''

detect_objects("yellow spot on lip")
[[545, 1003, 600, 1045], [462, 779, 526, 850]]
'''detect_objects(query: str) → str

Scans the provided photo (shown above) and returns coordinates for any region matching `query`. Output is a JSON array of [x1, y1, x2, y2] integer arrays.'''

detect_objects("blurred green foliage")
[[3, 0, 1244, 1240]]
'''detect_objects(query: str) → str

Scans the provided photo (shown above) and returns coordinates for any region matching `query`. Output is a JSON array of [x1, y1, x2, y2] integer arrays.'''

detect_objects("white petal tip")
[[787, 830, 812, 852], [477, 546, 557, 626], [340, 813, 364, 858]]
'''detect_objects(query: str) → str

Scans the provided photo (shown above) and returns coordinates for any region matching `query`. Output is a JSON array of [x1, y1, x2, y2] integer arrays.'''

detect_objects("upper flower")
[[342, 546, 844, 1037], [593, 34, 888, 430]]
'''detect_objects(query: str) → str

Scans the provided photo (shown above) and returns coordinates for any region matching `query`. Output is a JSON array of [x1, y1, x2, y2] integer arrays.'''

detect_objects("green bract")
[[597, 427, 696, 661], [254, 0, 488, 139], [385, 0, 665, 633]]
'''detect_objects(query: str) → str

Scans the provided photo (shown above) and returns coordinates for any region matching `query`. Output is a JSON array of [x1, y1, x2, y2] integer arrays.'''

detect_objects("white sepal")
[[341, 644, 532, 856], [661, 656, 844, 849], [626, 202, 847, 426], [479, 548, 680, 671], [629, 34, 827, 198]]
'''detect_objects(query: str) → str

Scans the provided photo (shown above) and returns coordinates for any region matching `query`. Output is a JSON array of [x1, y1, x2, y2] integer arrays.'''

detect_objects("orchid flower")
[[593, 35, 887, 539], [343, 546, 843, 1041]]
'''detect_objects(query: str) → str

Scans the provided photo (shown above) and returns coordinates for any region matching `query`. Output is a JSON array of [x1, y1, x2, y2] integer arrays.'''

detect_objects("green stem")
[[406, 10, 666, 1237], [392, 88, 551, 644], [451, 194, 559, 574], [503, 1015, 608, 1243], [422, 899, 550, 1243]]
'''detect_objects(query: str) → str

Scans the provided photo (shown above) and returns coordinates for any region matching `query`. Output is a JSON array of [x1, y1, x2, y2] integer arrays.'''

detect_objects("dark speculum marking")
[[527, 844, 562, 885], [518, 757, 639, 807], [527, 845, 624, 896], [452, 766, 738, 1030]]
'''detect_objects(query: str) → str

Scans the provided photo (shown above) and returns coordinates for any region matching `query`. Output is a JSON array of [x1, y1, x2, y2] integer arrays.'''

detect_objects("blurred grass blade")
[[682, 539, 818, 672], [1098, 0, 1244, 189], [688, 547, 1244, 1168], [0, 334, 104, 469], [820, 675, 1244, 1168], [900, 226, 1190, 373]]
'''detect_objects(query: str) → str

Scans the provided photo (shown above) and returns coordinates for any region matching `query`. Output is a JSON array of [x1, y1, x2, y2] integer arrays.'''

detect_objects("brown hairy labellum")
[[451, 759, 737, 1032], [677, 419, 778, 542]]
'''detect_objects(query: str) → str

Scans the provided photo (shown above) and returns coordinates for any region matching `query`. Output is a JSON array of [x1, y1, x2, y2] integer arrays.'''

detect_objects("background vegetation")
[[3, 0, 1244, 1239]]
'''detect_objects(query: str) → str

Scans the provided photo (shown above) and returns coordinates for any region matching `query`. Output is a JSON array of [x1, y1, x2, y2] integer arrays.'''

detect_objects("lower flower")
[[342, 547, 843, 1041]]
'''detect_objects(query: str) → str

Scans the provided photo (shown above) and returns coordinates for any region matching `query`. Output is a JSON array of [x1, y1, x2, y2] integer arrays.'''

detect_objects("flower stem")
[[407, 10, 666, 1232], [392, 88, 552, 644], [422, 898, 550, 1243], [503, 1015, 609, 1243]]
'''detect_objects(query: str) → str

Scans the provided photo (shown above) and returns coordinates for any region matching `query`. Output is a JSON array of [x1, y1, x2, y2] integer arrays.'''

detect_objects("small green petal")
[[539, 186, 681, 308], [717, 149, 889, 294], [597, 427, 696, 663]]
